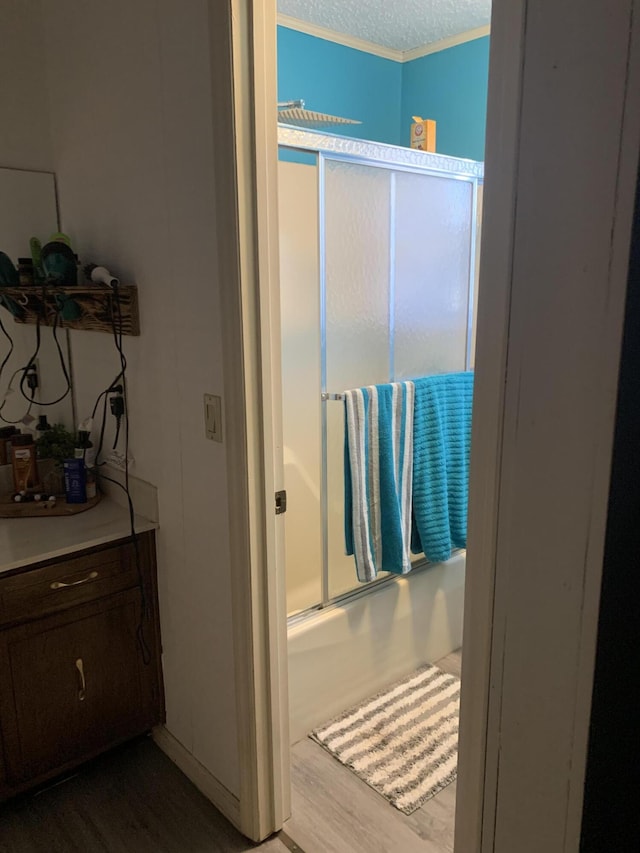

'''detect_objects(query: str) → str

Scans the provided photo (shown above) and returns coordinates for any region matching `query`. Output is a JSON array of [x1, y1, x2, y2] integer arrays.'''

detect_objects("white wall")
[[0, 7, 74, 450], [0, 168, 74, 429], [0, 0, 53, 172], [39, 0, 239, 795]]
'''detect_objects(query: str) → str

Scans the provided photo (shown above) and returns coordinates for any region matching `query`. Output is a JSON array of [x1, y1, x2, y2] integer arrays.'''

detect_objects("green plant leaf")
[[35, 423, 76, 466]]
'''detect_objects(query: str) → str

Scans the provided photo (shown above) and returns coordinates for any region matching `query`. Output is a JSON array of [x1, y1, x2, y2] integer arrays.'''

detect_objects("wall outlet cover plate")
[[204, 394, 222, 443]]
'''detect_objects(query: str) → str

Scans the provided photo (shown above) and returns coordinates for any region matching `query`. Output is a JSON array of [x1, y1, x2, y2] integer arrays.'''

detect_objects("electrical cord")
[[112, 414, 122, 450], [90, 382, 122, 469], [18, 310, 72, 407], [17, 314, 41, 403], [103, 285, 151, 665], [0, 396, 34, 426], [75, 285, 150, 664], [98, 471, 152, 666], [0, 367, 35, 425], [0, 310, 14, 392]]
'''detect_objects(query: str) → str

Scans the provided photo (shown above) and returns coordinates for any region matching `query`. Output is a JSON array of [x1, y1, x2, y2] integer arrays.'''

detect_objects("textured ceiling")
[[278, 0, 491, 51]]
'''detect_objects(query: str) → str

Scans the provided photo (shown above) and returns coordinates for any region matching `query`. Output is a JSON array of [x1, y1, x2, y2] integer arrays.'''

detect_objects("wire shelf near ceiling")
[[277, 99, 361, 128]]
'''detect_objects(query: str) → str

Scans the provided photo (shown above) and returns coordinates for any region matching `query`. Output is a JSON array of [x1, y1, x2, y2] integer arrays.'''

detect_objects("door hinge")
[[275, 490, 287, 515]]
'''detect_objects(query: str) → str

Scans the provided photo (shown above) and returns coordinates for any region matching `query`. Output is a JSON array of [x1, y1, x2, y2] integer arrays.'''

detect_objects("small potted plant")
[[35, 423, 76, 495]]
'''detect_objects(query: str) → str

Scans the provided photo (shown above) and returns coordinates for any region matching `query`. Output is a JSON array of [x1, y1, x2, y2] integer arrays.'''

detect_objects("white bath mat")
[[310, 663, 460, 815]]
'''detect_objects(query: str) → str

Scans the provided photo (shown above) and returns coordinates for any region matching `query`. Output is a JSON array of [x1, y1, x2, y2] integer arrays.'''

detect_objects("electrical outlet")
[[26, 359, 39, 390], [204, 394, 222, 443], [105, 449, 135, 471]]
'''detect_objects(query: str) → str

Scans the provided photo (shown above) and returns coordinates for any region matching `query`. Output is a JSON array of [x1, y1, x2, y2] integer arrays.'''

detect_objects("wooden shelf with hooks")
[[0, 285, 140, 336]]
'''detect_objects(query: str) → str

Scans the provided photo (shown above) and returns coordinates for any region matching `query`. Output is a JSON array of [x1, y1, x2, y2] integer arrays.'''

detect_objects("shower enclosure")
[[278, 126, 483, 740]]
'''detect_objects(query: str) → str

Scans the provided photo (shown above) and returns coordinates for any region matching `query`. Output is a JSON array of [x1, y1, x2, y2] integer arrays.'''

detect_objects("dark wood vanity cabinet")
[[0, 531, 164, 800]]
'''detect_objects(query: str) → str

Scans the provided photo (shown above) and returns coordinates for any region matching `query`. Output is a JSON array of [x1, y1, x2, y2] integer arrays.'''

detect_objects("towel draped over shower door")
[[344, 372, 474, 580], [344, 382, 415, 583], [410, 372, 474, 563]]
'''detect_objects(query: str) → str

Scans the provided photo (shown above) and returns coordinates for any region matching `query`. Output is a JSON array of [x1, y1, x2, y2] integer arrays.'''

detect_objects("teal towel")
[[344, 382, 415, 582], [411, 372, 474, 562]]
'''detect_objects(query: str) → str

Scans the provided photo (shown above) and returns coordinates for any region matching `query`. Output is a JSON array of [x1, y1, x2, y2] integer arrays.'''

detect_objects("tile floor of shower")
[[285, 649, 461, 853]]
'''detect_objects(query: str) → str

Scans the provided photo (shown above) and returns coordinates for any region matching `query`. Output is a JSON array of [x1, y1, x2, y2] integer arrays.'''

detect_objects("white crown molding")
[[277, 13, 490, 63], [277, 13, 402, 60], [402, 24, 491, 61]]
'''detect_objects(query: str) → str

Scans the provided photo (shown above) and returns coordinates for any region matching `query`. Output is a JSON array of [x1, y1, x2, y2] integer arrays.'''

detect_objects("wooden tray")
[[0, 492, 101, 518]]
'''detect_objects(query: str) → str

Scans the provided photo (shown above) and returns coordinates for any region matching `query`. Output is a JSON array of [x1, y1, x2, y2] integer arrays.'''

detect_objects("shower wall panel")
[[278, 159, 323, 614]]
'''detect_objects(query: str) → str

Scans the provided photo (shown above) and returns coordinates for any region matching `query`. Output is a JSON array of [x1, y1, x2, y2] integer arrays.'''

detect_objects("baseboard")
[[152, 726, 241, 832]]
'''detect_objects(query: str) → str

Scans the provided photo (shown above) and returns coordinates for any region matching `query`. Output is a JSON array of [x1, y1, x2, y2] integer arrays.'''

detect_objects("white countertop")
[[0, 497, 157, 575]]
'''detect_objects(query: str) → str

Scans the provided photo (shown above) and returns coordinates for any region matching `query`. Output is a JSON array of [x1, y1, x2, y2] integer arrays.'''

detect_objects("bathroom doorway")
[[213, 0, 640, 848], [275, 5, 486, 849], [278, 131, 478, 848]]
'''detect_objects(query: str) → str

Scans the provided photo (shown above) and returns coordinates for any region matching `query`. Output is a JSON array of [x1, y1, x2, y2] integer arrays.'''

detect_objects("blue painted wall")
[[277, 26, 403, 147], [277, 26, 489, 162], [401, 37, 490, 161]]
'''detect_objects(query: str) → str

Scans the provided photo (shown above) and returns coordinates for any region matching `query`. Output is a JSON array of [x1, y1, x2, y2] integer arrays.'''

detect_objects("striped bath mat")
[[311, 663, 460, 814]]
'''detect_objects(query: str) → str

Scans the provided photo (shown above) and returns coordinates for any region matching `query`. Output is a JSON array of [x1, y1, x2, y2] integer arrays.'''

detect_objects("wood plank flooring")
[[284, 650, 462, 853], [0, 737, 289, 853], [0, 651, 461, 853]]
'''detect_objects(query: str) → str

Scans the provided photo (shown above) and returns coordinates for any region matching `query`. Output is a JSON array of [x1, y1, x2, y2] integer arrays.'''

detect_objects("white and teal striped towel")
[[344, 382, 415, 582]]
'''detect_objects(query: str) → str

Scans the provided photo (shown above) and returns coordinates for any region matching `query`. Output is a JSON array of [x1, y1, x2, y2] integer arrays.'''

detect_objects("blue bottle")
[[63, 458, 87, 504]]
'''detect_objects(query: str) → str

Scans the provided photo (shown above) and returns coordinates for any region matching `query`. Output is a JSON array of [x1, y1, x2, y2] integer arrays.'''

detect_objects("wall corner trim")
[[277, 13, 402, 60], [153, 726, 242, 831], [276, 14, 490, 63], [403, 25, 491, 62]]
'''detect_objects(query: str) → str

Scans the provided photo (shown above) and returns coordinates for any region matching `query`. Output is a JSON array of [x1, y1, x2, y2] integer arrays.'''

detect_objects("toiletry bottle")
[[76, 429, 96, 499], [0, 426, 18, 466], [76, 429, 95, 465], [36, 415, 52, 433], [64, 457, 87, 504], [11, 434, 39, 492]]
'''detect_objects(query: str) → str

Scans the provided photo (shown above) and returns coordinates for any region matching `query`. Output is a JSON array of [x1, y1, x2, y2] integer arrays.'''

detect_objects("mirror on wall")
[[0, 166, 75, 444]]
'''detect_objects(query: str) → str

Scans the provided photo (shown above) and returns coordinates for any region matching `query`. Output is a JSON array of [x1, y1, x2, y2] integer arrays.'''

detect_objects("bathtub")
[[287, 552, 466, 743]]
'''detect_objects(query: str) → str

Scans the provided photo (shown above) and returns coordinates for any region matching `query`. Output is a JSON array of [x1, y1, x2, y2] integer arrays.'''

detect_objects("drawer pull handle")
[[50, 571, 99, 590], [75, 658, 86, 701]]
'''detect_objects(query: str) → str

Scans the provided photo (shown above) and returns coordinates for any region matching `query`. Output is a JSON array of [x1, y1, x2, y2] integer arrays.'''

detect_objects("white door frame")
[[211, 0, 640, 846], [456, 0, 640, 850], [208, 0, 289, 841]]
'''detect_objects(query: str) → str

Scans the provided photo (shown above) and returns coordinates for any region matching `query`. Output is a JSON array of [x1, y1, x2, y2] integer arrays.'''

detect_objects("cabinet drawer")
[[0, 544, 138, 627], [1, 594, 150, 784]]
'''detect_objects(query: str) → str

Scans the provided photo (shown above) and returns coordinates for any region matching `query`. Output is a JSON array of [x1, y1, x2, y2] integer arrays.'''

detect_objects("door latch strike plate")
[[275, 490, 287, 515]]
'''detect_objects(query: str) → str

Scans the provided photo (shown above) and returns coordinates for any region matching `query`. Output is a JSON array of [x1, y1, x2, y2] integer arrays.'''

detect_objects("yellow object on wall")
[[410, 116, 437, 152]]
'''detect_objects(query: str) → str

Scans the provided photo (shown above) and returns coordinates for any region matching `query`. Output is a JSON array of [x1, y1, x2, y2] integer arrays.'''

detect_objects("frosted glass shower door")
[[279, 156, 323, 614], [393, 171, 473, 379], [324, 160, 392, 599], [324, 159, 476, 600]]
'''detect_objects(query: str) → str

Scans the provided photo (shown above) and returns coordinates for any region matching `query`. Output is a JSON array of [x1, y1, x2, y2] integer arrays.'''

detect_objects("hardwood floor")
[[0, 737, 289, 853], [284, 651, 462, 853], [0, 651, 461, 853]]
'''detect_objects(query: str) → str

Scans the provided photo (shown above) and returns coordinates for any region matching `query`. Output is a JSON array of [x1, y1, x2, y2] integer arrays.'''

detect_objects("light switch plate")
[[204, 394, 223, 442]]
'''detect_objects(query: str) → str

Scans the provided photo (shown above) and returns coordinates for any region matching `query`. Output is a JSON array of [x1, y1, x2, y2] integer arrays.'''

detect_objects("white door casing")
[[457, 0, 640, 851], [212, 0, 640, 847], [207, 0, 289, 841]]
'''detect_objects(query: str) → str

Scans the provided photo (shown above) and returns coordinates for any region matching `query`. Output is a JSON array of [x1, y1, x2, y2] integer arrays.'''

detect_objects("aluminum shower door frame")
[[279, 128, 481, 610]]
